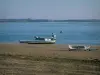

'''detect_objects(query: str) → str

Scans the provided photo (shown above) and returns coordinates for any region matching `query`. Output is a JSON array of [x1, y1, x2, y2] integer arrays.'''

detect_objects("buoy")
[[60, 31, 63, 33]]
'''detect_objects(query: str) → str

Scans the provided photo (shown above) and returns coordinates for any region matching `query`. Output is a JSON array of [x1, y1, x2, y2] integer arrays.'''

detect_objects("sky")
[[0, 0, 100, 19]]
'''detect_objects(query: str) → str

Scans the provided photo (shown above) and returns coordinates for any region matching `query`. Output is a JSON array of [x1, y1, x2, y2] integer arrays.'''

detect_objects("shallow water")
[[0, 22, 100, 45]]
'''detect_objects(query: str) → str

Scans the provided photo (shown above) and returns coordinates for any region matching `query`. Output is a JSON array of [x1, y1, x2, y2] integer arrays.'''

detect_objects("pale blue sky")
[[0, 0, 100, 19]]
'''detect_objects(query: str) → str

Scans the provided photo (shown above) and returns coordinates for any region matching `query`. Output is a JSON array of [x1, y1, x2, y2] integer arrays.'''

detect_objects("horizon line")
[[0, 19, 100, 20]]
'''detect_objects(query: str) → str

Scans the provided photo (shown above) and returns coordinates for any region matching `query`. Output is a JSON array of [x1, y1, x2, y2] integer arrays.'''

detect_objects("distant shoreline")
[[0, 19, 100, 22]]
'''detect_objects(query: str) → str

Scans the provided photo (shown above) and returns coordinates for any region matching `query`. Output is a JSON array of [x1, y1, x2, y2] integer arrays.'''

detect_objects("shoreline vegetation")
[[0, 19, 100, 22]]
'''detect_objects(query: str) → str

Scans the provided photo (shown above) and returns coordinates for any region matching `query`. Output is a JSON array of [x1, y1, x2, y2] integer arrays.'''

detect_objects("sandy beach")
[[0, 43, 100, 59], [0, 43, 100, 75]]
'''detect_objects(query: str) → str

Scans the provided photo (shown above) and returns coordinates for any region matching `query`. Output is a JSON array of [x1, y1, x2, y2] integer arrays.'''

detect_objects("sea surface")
[[0, 22, 100, 45]]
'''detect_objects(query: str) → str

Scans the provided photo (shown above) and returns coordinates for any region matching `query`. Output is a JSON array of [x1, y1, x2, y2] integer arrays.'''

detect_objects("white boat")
[[19, 38, 56, 44], [19, 34, 56, 44], [68, 45, 90, 51]]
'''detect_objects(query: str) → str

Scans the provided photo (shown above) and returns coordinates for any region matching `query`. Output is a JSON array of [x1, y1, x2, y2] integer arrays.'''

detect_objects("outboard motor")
[[53, 34, 56, 40], [51, 33, 56, 40]]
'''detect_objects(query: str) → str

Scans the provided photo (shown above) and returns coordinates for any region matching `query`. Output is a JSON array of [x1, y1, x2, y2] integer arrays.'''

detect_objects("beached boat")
[[68, 45, 90, 51], [19, 38, 56, 44], [19, 34, 56, 44]]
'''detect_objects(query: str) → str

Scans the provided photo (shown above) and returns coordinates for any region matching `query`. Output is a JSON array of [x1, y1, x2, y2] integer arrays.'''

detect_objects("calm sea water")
[[0, 22, 100, 45]]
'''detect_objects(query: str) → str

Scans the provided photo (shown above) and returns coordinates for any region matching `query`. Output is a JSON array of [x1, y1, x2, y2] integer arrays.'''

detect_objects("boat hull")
[[19, 40, 56, 44]]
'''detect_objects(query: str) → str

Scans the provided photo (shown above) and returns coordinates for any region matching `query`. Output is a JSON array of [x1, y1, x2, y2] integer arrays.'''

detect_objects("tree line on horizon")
[[0, 19, 100, 22]]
